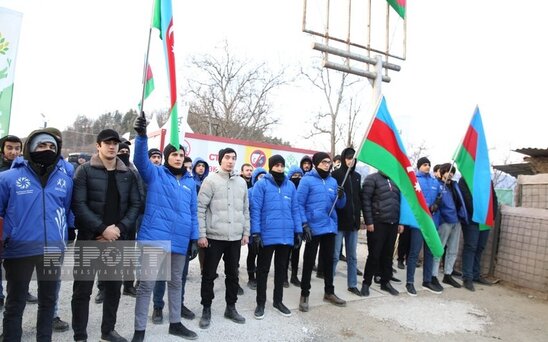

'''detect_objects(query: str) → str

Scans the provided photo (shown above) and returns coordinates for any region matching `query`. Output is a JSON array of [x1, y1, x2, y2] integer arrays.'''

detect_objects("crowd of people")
[[0, 117, 498, 342]]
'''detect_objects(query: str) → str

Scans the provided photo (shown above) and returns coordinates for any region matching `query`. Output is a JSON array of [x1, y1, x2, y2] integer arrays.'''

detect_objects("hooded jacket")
[[297, 168, 346, 236], [250, 173, 302, 246], [133, 135, 199, 255], [331, 148, 362, 231], [192, 157, 210, 192], [299, 155, 313, 174], [438, 178, 468, 225], [0, 129, 73, 258], [248, 167, 267, 208]]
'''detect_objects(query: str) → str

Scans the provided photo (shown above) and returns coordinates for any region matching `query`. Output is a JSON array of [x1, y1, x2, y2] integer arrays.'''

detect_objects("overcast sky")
[[0, 0, 546, 165]]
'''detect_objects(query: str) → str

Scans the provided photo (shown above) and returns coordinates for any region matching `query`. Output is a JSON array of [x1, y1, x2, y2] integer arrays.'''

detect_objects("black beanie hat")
[[163, 144, 184, 161], [118, 142, 130, 154], [148, 148, 162, 158], [312, 152, 331, 167], [268, 154, 285, 170], [218, 147, 236, 165], [416, 157, 431, 169]]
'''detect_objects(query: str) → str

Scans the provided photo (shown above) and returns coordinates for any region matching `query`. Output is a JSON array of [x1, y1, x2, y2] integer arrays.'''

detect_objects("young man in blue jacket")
[[250, 155, 302, 319], [298, 152, 346, 312], [0, 129, 72, 341]]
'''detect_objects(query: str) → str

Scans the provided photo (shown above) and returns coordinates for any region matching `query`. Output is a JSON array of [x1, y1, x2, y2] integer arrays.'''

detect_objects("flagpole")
[[139, 0, 156, 118], [328, 93, 384, 216]]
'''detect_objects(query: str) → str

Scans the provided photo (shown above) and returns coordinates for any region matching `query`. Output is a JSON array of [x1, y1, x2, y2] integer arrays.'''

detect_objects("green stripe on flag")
[[455, 146, 476, 193]]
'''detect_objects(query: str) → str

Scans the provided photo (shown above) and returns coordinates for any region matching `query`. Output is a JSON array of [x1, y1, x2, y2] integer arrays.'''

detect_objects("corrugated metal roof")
[[492, 163, 536, 178], [513, 148, 548, 158]]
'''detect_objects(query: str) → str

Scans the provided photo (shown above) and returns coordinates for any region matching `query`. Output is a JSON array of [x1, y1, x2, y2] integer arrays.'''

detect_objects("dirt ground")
[[11, 234, 548, 341]]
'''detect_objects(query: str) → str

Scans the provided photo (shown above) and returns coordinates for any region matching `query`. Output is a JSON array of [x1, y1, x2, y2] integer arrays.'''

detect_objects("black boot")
[[131, 330, 145, 342], [169, 322, 197, 340], [199, 306, 211, 329], [290, 271, 301, 286], [224, 304, 245, 324]]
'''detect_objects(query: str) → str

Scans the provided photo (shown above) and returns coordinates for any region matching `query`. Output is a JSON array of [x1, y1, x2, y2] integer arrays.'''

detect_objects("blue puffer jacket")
[[416, 171, 442, 226], [250, 173, 302, 246], [0, 156, 73, 259], [134, 136, 199, 255], [438, 179, 468, 225], [192, 157, 209, 192], [287, 165, 303, 179], [248, 167, 267, 205], [297, 169, 346, 236]]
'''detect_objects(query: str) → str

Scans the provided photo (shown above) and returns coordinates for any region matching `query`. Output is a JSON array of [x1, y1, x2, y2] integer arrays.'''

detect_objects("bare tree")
[[301, 64, 360, 156], [185, 42, 286, 141]]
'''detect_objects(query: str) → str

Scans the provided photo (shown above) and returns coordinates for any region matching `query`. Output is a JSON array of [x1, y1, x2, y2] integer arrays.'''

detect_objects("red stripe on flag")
[[146, 64, 153, 81], [367, 118, 431, 214], [165, 19, 177, 109], [462, 126, 478, 160]]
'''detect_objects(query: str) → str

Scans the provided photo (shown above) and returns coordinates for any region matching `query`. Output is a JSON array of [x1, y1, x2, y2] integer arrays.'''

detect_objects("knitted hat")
[[148, 148, 162, 158], [218, 147, 237, 165], [416, 156, 431, 169], [163, 144, 184, 161], [118, 142, 130, 154], [29, 133, 58, 152], [312, 152, 331, 167], [268, 154, 285, 170]]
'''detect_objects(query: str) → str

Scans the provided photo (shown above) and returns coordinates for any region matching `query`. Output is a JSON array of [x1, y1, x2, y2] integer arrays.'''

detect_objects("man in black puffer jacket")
[[360, 171, 403, 297]]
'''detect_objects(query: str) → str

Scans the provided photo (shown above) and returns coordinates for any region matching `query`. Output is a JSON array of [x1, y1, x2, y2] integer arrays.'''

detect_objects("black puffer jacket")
[[332, 148, 362, 231], [72, 154, 141, 240], [361, 172, 400, 225]]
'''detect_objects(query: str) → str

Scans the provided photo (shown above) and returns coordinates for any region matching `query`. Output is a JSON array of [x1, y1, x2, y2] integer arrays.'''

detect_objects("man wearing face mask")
[[0, 129, 73, 341]]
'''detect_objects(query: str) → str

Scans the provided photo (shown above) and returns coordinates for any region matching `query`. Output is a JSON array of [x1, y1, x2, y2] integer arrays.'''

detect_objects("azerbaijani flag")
[[152, 0, 179, 147], [387, 0, 406, 19], [454, 106, 494, 228], [356, 96, 443, 257], [138, 64, 155, 109]]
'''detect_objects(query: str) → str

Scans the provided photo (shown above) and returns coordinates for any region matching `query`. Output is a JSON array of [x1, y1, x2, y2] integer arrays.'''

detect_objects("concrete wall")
[[515, 174, 548, 209]]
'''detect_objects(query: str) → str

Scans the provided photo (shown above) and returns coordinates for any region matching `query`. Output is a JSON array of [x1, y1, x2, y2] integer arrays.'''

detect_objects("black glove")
[[337, 185, 345, 199], [429, 194, 442, 214], [251, 234, 263, 254], [133, 115, 147, 136], [294, 233, 302, 250], [302, 223, 312, 242], [188, 240, 198, 260]]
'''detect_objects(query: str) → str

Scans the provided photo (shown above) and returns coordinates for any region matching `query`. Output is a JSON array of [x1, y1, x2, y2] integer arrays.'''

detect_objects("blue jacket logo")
[[56, 179, 67, 189], [16, 177, 31, 190]]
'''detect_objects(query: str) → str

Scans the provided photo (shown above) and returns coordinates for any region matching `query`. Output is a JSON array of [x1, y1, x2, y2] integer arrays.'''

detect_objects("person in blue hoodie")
[[246, 167, 266, 291], [192, 157, 210, 192], [0, 129, 73, 341], [132, 116, 199, 341], [251, 155, 302, 319], [297, 152, 346, 312], [432, 163, 468, 289]]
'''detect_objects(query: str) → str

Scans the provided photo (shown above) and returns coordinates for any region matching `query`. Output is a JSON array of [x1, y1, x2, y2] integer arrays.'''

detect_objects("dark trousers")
[[397, 225, 411, 263], [71, 256, 123, 340], [363, 222, 398, 286], [246, 244, 258, 279], [462, 222, 490, 281], [256, 244, 291, 306], [300, 233, 336, 297], [200, 239, 241, 307], [285, 245, 301, 281], [3, 255, 60, 342], [406, 228, 433, 284]]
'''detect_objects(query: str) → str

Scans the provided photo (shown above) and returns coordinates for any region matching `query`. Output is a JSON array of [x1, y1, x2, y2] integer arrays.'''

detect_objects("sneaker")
[[52, 316, 70, 332], [131, 330, 145, 342], [152, 308, 163, 324], [474, 277, 494, 286], [431, 276, 443, 289], [283, 280, 290, 288], [290, 274, 301, 286], [95, 290, 104, 304], [356, 269, 363, 276], [26, 292, 38, 304], [452, 270, 463, 277], [247, 279, 257, 290], [123, 286, 137, 297], [100, 330, 127, 342], [347, 287, 362, 297], [380, 282, 399, 296], [169, 322, 197, 340], [397, 261, 405, 269], [360, 283, 370, 297], [463, 279, 475, 292], [323, 293, 346, 307], [237, 285, 244, 296], [339, 254, 347, 262], [422, 281, 443, 294], [273, 302, 292, 317], [254, 305, 265, 320], [199, 307, 211, 329], [181, 304, 195, 320], [405, 283, 417, 297], [224, 305, 245, 324], [442, 274, 462, 288], [299, 295, 309, 312], [390, 276, 402, 283]]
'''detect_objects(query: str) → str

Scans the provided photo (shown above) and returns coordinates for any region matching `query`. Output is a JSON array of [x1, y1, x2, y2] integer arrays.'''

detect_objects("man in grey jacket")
[[197, 147, 250, 329]]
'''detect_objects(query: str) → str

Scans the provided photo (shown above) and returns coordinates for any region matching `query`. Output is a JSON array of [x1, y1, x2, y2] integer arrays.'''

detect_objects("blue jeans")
[[153, 253, 190, 309], [332, 230, 358, 288], [462, 222, 490, 281], [406, 228, 434, 284]]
